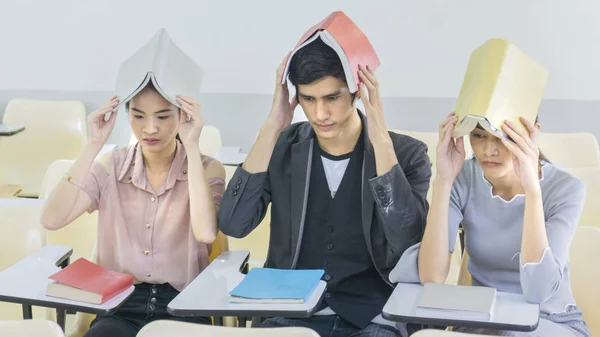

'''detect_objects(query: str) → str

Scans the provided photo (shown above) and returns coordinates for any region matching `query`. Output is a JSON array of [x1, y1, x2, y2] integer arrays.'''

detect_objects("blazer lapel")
[[290, 137, 314, 268]]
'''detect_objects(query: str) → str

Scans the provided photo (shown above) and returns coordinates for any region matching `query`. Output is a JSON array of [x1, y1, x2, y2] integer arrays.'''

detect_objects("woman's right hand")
[[87, 95, 119, 147], [436, 112, 466, 183]]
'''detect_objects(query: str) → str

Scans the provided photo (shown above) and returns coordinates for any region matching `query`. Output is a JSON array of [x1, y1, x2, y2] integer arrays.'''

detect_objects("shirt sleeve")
[[519, 176, 586, 304], [82, 160, 110, 212]]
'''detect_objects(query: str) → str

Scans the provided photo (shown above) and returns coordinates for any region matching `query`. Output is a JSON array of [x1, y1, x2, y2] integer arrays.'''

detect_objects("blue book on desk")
[[229, 268, 324, 304]]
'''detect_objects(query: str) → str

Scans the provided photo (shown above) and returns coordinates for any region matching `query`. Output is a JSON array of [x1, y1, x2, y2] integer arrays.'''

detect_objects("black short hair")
[[287, 38, 356, 101]]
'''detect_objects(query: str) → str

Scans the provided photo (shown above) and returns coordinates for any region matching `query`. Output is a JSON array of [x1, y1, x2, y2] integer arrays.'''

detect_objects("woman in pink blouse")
[[40, 83, 225, 337]]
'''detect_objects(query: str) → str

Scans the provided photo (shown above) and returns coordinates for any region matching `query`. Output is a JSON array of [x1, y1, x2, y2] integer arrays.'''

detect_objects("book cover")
[[281, 11, 380, 93], [46, 258, 133, 305], [229, 268, 324, 304], [453, 38, 548, 138], [416, 283, 497, 321], [114, 28, 204, 110]]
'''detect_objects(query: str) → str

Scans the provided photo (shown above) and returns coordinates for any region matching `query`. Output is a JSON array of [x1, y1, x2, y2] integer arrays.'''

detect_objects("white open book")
[[115, 28, 204, 110]]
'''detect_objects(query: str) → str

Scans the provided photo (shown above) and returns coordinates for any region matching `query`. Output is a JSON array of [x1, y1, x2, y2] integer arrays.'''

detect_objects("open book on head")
[[281, 11, 380, 93], [453, 38, 548, 139], [114, 28, 204, 112]]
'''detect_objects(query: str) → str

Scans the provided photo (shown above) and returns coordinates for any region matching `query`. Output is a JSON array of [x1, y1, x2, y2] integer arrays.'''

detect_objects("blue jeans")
[[261, 315, 402, 337]]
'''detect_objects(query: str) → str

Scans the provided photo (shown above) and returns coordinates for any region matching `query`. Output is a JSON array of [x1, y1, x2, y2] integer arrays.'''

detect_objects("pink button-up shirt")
[[83, 141, 224, 291]]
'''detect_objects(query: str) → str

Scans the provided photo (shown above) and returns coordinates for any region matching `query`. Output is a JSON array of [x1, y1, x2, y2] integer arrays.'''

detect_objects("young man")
[[218, 39, 431, 337]]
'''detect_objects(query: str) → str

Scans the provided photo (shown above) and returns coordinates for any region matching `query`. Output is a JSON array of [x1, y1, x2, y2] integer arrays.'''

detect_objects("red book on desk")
[[46, 258, 133, 305]]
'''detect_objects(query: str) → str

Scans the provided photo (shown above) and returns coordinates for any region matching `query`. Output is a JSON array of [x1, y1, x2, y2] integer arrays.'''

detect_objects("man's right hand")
[[87, 95, 119, 148], [265, 53, 298, 131]]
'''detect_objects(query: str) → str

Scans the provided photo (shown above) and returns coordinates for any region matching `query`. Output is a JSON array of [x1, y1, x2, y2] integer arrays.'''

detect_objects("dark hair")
[[287, 38, 357, 102], [124, 83, 182, 143], [474, 116, 550, 163]]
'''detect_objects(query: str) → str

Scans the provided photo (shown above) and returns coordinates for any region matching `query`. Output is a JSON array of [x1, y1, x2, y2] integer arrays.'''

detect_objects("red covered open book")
[[46, 258, 133, 305], [281, 11, 380, 93]]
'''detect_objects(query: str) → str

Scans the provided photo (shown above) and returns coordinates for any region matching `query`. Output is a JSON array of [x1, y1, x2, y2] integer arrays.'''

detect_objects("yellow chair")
[[227, 205, 271, 270], [565, 167, 600, 228], [0, 319, 65, 337], [456, 249, 472, 287], [570, 226, 600, 335], [0, 98, 87, 197], [538, 132, 600, 169], [0, 197, 47, 320], [136, 320, 320, 337]]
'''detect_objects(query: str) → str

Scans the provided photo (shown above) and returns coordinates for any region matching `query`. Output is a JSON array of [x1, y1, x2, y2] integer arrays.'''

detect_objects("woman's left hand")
[[177, 95, 204, 149], [500, 117, 541, 193]]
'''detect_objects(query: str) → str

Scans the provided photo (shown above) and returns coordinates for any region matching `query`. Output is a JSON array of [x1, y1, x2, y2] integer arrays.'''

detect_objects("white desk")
[[382, 283, 540, 332], [214, 146, 247, 166], [0, 245, 134, 329], [168, 250, 327, 318]]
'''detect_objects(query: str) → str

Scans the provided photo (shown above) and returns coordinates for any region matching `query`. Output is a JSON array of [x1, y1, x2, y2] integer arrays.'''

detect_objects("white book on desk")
[[416, 283, 497, 321]]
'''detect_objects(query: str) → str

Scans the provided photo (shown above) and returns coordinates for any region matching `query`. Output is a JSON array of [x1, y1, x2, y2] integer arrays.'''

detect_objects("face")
[[297, 76, 356, 140], [129, 88, 179, 153], [469, 127, 515, 179]]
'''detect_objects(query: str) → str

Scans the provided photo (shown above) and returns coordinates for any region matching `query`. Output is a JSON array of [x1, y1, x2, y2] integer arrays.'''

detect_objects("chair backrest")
[[209, 231, 230, 263], [39, 160, 98, 262], [199, 125, 222, 157], [0, 320, 65, 337], [227, 205, 271, 270], [456, 249, 472, 287], [136, 320, 319, 337], [538, 132, 600, 169], [564, 167, 600, 228], [570, 226, 600, 335], [0, 197, 46, 319], [0, 98, 87, 196]]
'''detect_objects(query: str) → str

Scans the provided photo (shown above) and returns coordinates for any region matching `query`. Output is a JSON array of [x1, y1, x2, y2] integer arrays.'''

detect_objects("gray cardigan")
[[390, 158, 586, 316]]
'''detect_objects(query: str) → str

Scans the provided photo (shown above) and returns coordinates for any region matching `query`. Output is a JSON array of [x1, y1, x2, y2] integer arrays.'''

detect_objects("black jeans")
[[84, 283, 211, 337]]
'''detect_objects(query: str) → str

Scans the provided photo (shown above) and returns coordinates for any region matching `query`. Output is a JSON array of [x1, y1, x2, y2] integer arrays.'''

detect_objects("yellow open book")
[[453, 38, 548, 138]]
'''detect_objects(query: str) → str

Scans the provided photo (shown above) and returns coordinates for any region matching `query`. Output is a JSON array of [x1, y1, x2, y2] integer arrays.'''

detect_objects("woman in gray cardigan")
[[391, 112, 590, 336]]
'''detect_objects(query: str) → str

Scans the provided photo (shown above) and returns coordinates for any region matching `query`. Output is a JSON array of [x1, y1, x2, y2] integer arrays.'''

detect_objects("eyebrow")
[[131, 108, 173, 114], [299, 90, 344, 99]]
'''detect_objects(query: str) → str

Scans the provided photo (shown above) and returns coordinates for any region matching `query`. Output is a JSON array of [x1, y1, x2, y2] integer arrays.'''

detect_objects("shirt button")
[[149, 304, 156, 311], [324, 274, 331, 281], [143, 250, 150, 255], [150, 297, 157, 304], [325, 292, 331, 299], [327, 244, 333, 250], [145, 223, 151, 229], [151, 287, 158, 294], [150, 197, 156, 202], [146, 273, 151, 277], [183, 170, 187, 174]]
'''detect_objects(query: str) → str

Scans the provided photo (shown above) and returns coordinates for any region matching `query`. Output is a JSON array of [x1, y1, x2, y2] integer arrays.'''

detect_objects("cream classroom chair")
[[0, 197, 47, 320], [538, 132, 600, 169], [570, 226, 600, 335], [0, 98, 87, 197], [0, 319, 65, 337], [199, 125, 222, 157], [137, 320, 320, 337], [565, 167, 600, 228]]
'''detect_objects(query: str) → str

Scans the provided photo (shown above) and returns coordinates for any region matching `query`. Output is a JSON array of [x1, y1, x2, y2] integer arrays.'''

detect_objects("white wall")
[[1, 0, 600, 100]]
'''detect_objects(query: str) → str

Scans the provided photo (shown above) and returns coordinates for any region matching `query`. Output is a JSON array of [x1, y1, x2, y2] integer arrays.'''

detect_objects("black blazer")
[[218, 112, 432, 284]]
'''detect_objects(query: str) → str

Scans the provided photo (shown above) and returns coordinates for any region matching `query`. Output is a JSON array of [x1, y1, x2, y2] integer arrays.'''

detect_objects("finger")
[[360, 64, 379, 88], [358, 69, 378, 107], [360, 85, 374, 111], [439, 119, 455, 149], [276, 51, 292, 81], [289, 96, 298, 110], [520, 116, 538, 145], [502, 121, 535, 155], [500, 137, 526, 159], [455, 136, 465, 154], [438, 116, 458, 137]]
